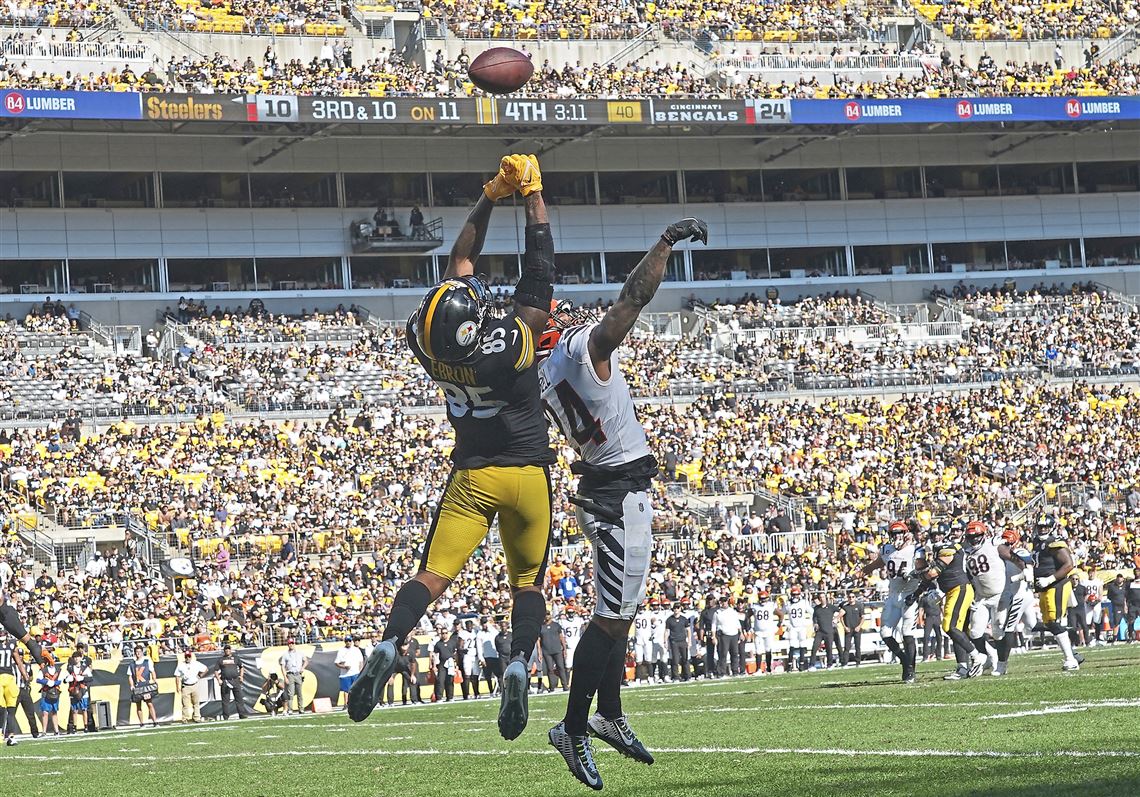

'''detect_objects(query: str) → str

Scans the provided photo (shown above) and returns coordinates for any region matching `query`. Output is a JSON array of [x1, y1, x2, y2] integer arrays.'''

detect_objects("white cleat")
[[1062, 659, 1081, 673], [991, 661, 1008, 676]]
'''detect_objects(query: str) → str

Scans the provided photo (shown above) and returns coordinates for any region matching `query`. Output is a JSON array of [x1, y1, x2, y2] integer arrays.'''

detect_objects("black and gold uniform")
[[0, 635, 18, 710], [406, 307, 555, 587], [932, 543, 973, 633], [1033, 536, 1072, 626]]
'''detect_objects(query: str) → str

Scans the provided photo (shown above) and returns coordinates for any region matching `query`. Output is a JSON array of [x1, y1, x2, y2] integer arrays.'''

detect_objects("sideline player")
[[919, 523, 986, 680], [0, 629, 30, 746], [348, 154, 555, 741], [784, 586, 812, 672], [751, 589, 780, 675], [861, 520, 922, 683], [1030, 516, 1081, 671], [537, 217, 708, 790], [963, 520, 1027, 675]]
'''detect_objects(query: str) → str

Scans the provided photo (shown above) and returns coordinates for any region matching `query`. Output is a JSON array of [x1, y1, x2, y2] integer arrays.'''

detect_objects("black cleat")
[[347, 640, 397, 722], [549, 722, 602, 790], [498, 657, 529, 741], [588, 712, 654, 765]]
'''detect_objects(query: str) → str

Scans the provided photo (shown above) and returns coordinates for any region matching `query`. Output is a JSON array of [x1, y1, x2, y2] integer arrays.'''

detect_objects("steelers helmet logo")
[[456, 320, 479, 347]]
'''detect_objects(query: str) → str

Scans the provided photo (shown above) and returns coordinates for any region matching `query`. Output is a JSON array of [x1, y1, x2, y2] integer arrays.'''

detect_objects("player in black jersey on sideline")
[[0, 628, 30, 746], [349, 154, 555, 743]]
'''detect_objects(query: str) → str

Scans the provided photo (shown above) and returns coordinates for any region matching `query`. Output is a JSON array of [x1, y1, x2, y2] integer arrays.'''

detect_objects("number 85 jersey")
[[538, 324, 651, 467], [406, 311, 554, 470]]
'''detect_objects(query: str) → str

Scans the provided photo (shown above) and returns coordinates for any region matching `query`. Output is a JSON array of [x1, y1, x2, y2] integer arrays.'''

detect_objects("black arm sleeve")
[[514, 222, 554, 310], [0, 603, 26, 639]]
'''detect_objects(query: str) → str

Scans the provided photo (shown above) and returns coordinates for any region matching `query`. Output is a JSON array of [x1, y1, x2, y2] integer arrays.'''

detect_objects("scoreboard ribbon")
[[0, 92, 1137, 125]]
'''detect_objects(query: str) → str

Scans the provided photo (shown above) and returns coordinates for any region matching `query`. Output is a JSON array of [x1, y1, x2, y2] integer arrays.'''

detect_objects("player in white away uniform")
[[963, 520, 1028, 675], [539, 217, 708, 791], [751, 589, 780, 675], [988, 527, 1033, 674], [784, 586, 813, 672], [563, 608, 585, 669], [861, 520, 923, 683], [633, 614, 657, 682]]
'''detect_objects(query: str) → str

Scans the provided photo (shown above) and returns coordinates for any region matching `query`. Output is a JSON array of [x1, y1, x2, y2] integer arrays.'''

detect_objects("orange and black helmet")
[[888, 520, 909, 538], [964, 520, 988, 547], [413, 275, 492, 363], [535, 299, 595, 360]]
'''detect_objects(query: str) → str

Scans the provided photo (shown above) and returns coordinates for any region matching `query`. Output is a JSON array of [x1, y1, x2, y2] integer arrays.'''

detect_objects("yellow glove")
[[482, 158, 516, 202], [507, 153, 542, 196]]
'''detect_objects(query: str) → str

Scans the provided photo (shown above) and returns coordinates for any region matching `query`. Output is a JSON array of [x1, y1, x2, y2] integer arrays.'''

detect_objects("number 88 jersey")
[[538, 324, 651, 467]]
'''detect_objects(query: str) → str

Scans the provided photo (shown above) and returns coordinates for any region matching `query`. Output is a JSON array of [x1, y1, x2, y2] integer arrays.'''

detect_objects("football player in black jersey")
[[0, 591, 44, 666], [917, 523, 986, 680], [350, 155, 555, 743], [0, 628, 30, 746], [1031, 516, 1081, 671]]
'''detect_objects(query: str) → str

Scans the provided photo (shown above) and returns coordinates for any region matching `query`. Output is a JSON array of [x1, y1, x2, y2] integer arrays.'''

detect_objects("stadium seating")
[[3, 286, 1140, 654], [911, 0, 1131, 40], [116, 0, 346, 35], [4, 378, 1138, 653], [0, 0, 110, 27], [2, 46, 1137, 97]]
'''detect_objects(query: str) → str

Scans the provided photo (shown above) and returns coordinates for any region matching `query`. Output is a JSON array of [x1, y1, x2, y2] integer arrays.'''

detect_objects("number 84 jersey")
[[538, 324, 651, 467]]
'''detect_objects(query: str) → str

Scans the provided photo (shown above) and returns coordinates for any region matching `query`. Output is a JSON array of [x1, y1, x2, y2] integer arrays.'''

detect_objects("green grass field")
[[6, 646, 1140, 797]]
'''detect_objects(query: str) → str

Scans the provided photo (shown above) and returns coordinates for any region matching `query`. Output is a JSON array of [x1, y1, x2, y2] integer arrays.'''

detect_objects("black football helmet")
[[413, 275, 492, 363], [1033, 514, 1058, 545]]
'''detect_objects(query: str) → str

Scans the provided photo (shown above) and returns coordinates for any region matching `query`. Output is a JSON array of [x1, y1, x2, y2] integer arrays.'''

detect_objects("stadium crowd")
[[1, 287, 1139, 680], [916, 0, 1137, 41], [419, 0, 1133, 41], [117, 0, 345, 35], [1, 46, 1138, 98]]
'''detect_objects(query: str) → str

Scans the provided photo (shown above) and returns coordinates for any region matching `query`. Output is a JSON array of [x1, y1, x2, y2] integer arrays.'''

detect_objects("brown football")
[[468, 47, 535, 95]]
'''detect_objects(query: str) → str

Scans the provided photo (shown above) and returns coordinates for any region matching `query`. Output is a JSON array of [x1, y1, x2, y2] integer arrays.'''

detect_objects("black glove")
[[662, 218, 708, 246]]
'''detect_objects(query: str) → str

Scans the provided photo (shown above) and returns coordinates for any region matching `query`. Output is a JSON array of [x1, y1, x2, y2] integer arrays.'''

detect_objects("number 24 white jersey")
[[538, 324, 651, 467]]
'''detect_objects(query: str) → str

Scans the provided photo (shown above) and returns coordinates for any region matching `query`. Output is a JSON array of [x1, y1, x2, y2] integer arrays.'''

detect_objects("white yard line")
[[982, 698, 1140, 720], [7, 746, 1140, 764]]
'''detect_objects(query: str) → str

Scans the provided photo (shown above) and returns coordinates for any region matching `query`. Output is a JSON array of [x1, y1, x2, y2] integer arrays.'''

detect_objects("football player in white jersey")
[[861, 520, 923, 683], [963, 520, 1027, 675], [538, 217, 708, 790], [995, 528, 1033, 673], [751, 589, 780, 675], [633, 613, 656, 683], [784, 586, 813, 672], [563, 607, 586, 670]]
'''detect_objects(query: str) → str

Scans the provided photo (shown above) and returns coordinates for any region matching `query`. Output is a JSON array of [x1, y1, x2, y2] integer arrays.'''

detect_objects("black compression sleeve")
[[514, 223, 554, 310], [0, 604, 27, 639]]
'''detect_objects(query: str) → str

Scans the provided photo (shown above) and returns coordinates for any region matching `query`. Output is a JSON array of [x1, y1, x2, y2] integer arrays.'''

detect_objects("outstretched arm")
[[588, 218, 707, 380], [514, 190, 553, 336], [445, 155, 524, 279], [444, 194, 496, 280]]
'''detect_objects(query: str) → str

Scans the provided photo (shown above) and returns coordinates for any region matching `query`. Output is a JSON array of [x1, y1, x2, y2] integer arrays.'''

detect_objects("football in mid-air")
[[468, 47, 534, 94]]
